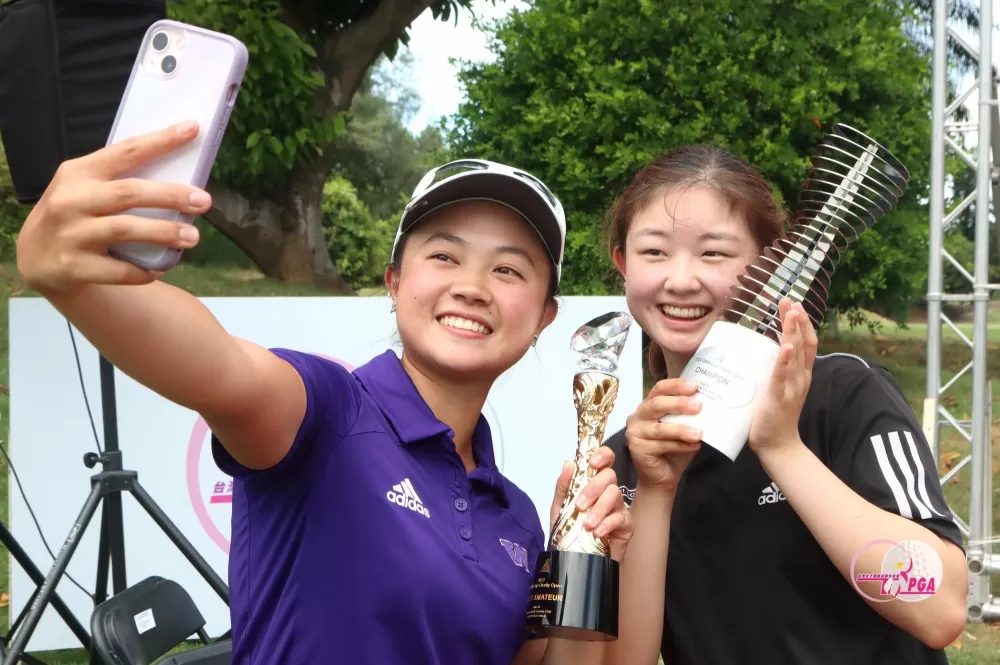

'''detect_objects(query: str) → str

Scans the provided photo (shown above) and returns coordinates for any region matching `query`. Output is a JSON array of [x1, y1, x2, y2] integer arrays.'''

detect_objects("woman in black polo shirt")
[[600, 144, 968, 665]]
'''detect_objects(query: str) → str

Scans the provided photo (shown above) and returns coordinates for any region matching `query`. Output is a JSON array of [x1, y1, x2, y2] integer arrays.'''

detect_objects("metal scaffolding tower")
[[927, 0, 1000, 622]]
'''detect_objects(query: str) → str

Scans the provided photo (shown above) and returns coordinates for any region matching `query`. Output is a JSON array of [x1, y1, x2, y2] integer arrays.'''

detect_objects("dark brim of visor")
[[398, 171, 563, 268]]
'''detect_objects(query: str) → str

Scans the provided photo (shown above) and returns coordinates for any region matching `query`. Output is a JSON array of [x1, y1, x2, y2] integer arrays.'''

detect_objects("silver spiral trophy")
[[661, 124, 910, 461]]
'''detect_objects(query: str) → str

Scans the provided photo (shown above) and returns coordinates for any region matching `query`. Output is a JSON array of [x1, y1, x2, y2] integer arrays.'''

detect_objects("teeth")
[[660, 305, 709, 320], [438, 316, 492, 335]]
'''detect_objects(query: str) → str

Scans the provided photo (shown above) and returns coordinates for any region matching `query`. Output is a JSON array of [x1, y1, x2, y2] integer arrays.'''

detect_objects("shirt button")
[[459, 527, 472, 540], [454, 498, 468, 512]]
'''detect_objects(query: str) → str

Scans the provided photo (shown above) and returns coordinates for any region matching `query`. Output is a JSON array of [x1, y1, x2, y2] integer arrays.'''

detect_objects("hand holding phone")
[[105, 20, 248, 271], [16, 121, 213, 294]]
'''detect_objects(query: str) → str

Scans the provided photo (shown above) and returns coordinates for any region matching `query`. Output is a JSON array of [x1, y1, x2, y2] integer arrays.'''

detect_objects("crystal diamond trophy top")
[[525, 312, 632, 641], [661, 124, 910, 461]]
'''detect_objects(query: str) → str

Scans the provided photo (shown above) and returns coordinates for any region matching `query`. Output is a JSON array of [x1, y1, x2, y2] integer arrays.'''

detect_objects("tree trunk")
[[197, 0, 436, 291], [204, 160, 352, 292], [825, 308, 840, 340]]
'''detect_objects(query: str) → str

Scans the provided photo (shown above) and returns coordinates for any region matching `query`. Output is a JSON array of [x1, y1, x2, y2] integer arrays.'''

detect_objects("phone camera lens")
[[161, 55, 177, 74], [152, 32, 169, 51]]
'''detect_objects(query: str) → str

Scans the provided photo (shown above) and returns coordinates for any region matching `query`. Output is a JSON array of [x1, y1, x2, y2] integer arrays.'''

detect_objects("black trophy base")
[[524, 549, 619, 641]]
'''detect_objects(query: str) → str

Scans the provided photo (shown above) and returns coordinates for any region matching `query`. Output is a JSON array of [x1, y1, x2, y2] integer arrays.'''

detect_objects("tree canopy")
[[166, 0, 498, 289], [325, 53, 452, 290], [447, 0, 941, 323]]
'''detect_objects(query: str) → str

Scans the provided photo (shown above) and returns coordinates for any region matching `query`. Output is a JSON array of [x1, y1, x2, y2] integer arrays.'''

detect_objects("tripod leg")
[[89, 503, 111, 665], [92, 501, 110, 608], [11, 654, 47, 665], [105, 491, 127, 596], [1, 482, 104, 665], [98, 358, 128, 597], [0, 523, 91, 650], [129, 482, 230, 604]]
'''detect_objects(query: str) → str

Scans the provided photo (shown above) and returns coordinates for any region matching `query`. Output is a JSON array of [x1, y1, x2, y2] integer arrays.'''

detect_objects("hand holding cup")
[[625, 378, 704, 494]]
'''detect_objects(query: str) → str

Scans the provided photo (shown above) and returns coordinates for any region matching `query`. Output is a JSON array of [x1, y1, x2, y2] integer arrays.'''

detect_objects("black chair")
[[90, 576, 232, 665]]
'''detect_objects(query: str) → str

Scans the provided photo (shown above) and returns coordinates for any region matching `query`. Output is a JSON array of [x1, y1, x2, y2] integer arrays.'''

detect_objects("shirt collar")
[[468, 418, 510, 507], [353, 351, 509, 506]]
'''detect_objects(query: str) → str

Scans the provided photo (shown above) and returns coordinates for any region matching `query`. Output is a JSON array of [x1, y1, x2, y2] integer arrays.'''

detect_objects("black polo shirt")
[[606, 352, 964, 665]]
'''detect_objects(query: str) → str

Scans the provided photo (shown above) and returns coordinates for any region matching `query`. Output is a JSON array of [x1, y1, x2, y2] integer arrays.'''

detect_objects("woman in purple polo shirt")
[[15, 122, 634, 665]]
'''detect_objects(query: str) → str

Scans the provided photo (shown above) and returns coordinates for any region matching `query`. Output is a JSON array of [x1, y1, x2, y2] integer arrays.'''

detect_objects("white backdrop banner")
[[7, 295, 643, 652]]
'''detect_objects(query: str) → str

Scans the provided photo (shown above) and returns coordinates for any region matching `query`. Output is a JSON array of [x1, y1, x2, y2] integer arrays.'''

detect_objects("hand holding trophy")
[[525, 312, 633, 641], [661, 124, 911, 461]]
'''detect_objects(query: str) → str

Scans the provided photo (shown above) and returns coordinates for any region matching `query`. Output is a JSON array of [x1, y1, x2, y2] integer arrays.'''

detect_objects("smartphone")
[[106, 19, 248, 271]]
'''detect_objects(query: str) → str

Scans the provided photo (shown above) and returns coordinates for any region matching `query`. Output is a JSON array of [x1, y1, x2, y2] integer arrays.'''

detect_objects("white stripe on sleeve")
[[903, 430, 948, 518], [869, 434, 913, 519], [887, 431, 932, 519]]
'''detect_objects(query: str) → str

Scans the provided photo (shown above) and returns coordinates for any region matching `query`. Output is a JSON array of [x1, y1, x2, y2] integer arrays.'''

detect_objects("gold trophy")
[[525, 312, 633, 641]]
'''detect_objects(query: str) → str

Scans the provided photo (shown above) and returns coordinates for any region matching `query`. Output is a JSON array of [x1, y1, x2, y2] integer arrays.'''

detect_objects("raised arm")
[[16, 122, 305, 471], [747, 303, 966, 649]]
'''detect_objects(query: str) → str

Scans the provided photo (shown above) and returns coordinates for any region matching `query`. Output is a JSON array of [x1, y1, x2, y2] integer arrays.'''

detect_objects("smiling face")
[[614, 185, 761, 372], [387, 199, 557, 384]]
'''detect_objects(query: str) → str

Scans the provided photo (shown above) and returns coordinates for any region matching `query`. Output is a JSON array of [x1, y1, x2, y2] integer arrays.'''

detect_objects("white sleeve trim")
[[903, 430, 949, 518], [869, 433, 913, 519], [868, 431, 949, 521]]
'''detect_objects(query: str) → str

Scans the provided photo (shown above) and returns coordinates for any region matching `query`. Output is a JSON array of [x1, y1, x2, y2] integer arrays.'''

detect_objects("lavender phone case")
[[106, 20, 248, 271]]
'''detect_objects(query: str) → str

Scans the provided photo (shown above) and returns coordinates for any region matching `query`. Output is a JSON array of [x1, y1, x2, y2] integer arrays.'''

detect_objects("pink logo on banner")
[[185, 353, 355, 554]]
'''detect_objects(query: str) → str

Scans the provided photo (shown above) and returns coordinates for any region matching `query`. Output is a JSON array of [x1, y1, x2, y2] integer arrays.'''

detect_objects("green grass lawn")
[[1, 263, 999, 664]]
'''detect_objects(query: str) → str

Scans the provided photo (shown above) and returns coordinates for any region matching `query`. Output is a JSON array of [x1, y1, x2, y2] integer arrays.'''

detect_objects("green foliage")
[[166, 0, 494, 198], [326, 0, 504, 61], [334, 54, 451, 220], [322, 177, 395, 289], [907, 0, 980, 73], [834, 206, 930, 323], [168, 0, 344, 193], [159, 0, 486, 287], [170, 53, 446, 280], [941, 148, 1000, 276], [449, 0, 935, 321], [941, 228, 1000, 294], [183, 217, 255, 268], [294, 0, 490, 40], [318, 55, 454, 291], [0, 145, 28, 261]]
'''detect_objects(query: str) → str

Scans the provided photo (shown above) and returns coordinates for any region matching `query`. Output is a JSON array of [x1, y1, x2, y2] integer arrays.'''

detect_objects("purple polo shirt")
[[212, 349, 546, 665]]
